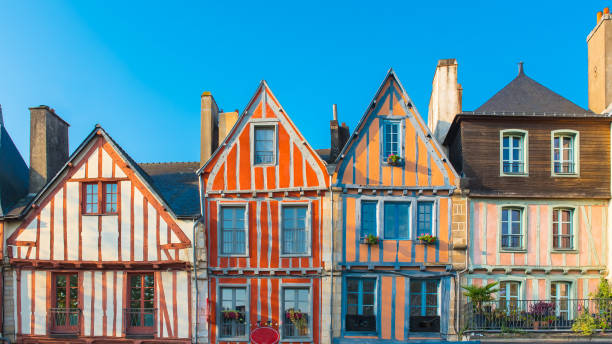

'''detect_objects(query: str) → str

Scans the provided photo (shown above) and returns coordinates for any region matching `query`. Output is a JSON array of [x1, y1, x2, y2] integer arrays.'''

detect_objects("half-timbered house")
[[198, 82, 333, 344], [2, 106, 201, 343], [331, 70, 466, 343]]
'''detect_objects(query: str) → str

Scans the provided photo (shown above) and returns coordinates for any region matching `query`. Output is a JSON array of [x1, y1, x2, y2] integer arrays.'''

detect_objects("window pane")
[[85, 183, 98, 213], [255, 127, 275, 164], [284, 288, 310, 338], [105, 183, 118, 213], [345, 279, 376, 333], [220, 287, 247, 338], [417, 202, 433, 237], [221, 207, 246, 255], [282, 206, 308, 254], [361, 201, 377, 237], [384, 203, 410, 239], [383, 121, 400, 157]]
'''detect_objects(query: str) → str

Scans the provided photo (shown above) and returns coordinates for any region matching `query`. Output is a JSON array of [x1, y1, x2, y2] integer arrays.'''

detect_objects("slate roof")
[[0, 107, 29, 217], [474, 65, 589, 114], [138, 162, 200, 219]]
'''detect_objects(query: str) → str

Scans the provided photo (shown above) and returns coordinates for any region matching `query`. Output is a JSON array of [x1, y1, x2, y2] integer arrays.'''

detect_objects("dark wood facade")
[[445, 114, 612, 198]]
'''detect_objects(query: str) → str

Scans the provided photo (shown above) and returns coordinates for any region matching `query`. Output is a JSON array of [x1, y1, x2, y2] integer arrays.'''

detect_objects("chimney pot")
[[604, 7, 609, 14], [518, 61, 524, 75], [598, 11, 603, 23], [332, 104, 338, 121]]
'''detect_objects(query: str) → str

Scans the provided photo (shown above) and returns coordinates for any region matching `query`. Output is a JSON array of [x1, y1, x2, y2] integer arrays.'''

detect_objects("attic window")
[[254, 126, 276, 165], [82, 182, 118, 215]]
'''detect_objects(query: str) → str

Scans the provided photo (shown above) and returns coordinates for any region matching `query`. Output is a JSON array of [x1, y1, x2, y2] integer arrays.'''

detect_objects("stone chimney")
[[29, 106, 69, 194], [427, 59, 462, 143], [200, 91, 219, 167], [218, 110, 239, 147], [330, 104, 350, 162], [588, 7, 612, 113]]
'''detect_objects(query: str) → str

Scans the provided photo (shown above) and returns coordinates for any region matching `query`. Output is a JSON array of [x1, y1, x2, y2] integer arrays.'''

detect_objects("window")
[[416, 202, 434, 237], [283, 288, 311, 338], [551, 282, 570, 320], [410, 279, 440, 332], [82, 182, 118, 214], [499, 281, 520, 311], [126, 274, 155, 334], [254, 126, 275, 165], [220, 206, 246, 255], [345, 278, 376, 333], [282, 206, 308, 255], [220, 287, 247, 339], [553, 133, 576, 174], [553, 208, 573, 250], [383, 202, 410, 239], [51, 273, 79, 333], [383, 121, 401, 158], [360, 201, 377, 238], [501, 207, 523, 250], [501, 132, 526, 174]]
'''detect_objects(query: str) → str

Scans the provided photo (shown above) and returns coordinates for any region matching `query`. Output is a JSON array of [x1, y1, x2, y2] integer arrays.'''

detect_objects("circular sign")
[[250, 326, 280, 344]]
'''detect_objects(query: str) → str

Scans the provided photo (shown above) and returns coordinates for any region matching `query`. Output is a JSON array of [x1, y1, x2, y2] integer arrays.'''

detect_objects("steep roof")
[[474, 63, 589, 114], [0, 107, 29, 217]]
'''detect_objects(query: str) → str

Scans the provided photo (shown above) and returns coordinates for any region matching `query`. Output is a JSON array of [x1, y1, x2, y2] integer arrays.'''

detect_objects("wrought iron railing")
[[464, 298, 612, 332], [124, 308, 157, 334], [49, 308, 81, 334]]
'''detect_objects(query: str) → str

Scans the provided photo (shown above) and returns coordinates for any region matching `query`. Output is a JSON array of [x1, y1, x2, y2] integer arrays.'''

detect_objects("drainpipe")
[[328, 175, 334, 341], [454, 198, 470, 339], [194, 173, 207, 343]]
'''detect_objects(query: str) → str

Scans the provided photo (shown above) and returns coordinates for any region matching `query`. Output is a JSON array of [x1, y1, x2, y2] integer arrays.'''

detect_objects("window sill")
[[218, 254, 249, 258], [280, 253, 312, 258], [82, 213, 118, 216], [344, 331, 378, 337], [254, 163, 277, 167], [500, 173, 529, 177], [551, 173, 579, 178], [218, 337, 249, 342], [500, 248, 527, 253], [551, 249, 578, 253], [281, 337, 313, 343]]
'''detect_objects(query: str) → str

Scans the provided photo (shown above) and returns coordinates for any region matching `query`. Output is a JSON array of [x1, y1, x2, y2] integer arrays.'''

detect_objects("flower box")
[[386, 154, 402, 166], [417, 234, 437, 245], [360, 234, 379, 245]]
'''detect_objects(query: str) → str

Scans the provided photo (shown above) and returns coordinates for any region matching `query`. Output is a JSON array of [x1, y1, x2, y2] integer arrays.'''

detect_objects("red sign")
[[250, 326, 280, 344]]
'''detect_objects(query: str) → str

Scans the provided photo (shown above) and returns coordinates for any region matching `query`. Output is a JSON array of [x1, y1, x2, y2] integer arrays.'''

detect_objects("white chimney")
[[427, 59, 462, 144]]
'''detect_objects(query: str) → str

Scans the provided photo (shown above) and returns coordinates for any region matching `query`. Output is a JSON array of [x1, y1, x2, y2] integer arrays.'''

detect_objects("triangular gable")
[[7, 127, 191, 263], [201, 81, 329, 192], [334, 69, 458, 188]]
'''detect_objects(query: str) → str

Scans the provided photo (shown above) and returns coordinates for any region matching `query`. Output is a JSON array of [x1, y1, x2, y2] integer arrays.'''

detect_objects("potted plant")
[[387, 154, 401, 166], [360, 234, 379, 245], [222, 309, 246, 323], [286, 308, 308, 335], [462, 282, 499, 328], [417, 234, 437, 245], [529, 301, 555, 329]]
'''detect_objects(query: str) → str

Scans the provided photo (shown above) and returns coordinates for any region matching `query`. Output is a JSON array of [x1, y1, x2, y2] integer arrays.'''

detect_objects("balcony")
[[464, 299, 612, 332], [49, 308, 81, 335], [124, 308, 157, 336]]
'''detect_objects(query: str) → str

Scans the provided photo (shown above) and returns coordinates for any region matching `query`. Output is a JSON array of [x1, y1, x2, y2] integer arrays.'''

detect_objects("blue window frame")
[[410, 279, 439, 317], [416, 202, 433, 237], [383, 121, 401, 158], [345, 278, 377, 333], [220, 207, 246, 255], [501, 207, 523, 250], [254, 127, 275, 165], [282, 206, 308, 255], [360, 201, 377, 238], [383, 202, 410, 239]]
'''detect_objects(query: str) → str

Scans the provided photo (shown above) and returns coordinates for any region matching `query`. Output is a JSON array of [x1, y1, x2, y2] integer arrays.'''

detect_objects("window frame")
[[498, 281, 522, 311], [550, 281, 572, 320], [81, 181, 119, 215], [279, 202, 312, 257], [343, 276, 378, 336], [280, 285, 313, 341], [550, 130, 580, 177], [218, 203, 249, 257], [381, 119, 403, 163], [499, 205, 527, 252], [125, 273, 156, 335], [551, 207, 576, 252], [359, 200, 379, 239], [499, 129, 529, 176], [383, 201, 412, 240], [50, 272, 80, 334], [416, 201, 435, 237], [251, 122, 278, 167], [217, 284, 249, 341]]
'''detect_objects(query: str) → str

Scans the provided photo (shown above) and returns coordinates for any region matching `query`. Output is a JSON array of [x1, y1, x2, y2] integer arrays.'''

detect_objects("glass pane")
[[144, 275, 154, 288], [363, 279, 376, 292], [130, 275, 140, 288], [347, 279, 359, 292], [69, 274, 78, 287]]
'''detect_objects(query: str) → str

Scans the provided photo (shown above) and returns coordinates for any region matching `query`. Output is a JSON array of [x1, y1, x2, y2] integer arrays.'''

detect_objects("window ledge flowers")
[[417, 234, 437, 245], [222, 310, 246, 323], [285, 308, 308, 330], [360, 234, 379, 245], [387, 154, 402, 166]]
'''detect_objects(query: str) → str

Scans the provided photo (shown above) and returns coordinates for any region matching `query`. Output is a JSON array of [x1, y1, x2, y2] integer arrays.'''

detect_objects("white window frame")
[[551, 130, 579, 177], [498, 205, 527, 252], [551, 207, 577, 252], [217, 284, 250, 341], [279, 201, 312, 257], [381, 119, 403, 162], [549, 280, 573, 320], [280, 284, 313, 342], [498, 280, 522, 311], [251, 122, 278, 166], [217, 203, 249, 257], [499, 129, 529, 176]]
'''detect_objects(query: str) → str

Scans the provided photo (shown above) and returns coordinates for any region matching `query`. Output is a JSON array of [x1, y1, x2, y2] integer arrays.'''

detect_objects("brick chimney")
[[29, 106, 69, 194], [200, 91, 219, 167], [427, 59, 462, 144], [330, 104, 350, 162], [588, 7, 612, 113]]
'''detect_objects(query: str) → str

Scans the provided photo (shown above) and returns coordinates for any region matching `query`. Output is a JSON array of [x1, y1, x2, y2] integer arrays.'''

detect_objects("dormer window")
[[382, 120, 402, 159], [254, 126, 276, 165], [500, 130, 528, 176], [552, 130, 579, 176]]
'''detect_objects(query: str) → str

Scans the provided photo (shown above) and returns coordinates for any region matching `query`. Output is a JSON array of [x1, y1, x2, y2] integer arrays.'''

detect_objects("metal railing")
[[502, 162, 525, 174], [553, 162, 575, 174], [49, 308, 81, 334], [124, 308, 157, 334], [464, 299, 612, 332]]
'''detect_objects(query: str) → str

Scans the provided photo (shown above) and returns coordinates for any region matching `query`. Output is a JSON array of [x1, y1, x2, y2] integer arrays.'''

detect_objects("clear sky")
[[0, 1, 607, 163]]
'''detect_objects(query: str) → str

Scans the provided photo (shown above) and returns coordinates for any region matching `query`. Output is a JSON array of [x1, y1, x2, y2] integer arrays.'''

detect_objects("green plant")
[[462, 282, 499, 304], [387, 154, 401, 165], [417, 234, 437, 244], [364, 234, 379, 245], [572, 308, 597, 336]]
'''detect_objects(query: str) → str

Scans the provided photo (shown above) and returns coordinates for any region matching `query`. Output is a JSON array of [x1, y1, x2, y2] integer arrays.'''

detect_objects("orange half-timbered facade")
[[332, 71, 464, 343], [199, 82, 332, 344], [4, 127, 195, 343]]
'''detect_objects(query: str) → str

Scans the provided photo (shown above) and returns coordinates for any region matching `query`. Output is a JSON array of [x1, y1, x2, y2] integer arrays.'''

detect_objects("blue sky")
[[0, 1, 607, 163]]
